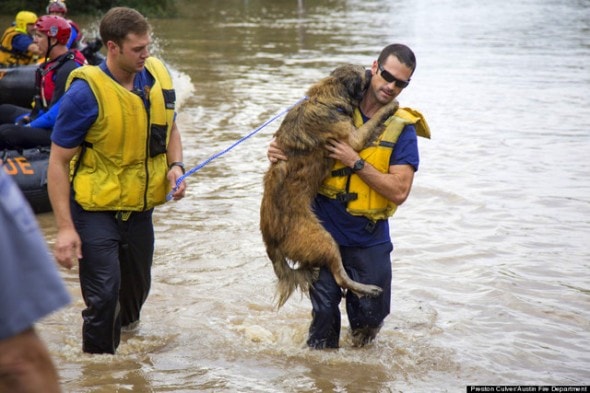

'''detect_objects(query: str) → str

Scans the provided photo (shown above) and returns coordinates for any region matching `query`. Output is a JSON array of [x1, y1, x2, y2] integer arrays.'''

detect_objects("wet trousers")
[[306, 242, 393, 349], [0, 124, 51, 150], [0, 104, 50, 150], [0, 104, 28, 124], [71, 200, 155, 354]]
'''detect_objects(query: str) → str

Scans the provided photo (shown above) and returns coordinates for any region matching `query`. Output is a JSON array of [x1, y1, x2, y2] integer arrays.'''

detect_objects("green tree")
[[1, 0, 177, 17]]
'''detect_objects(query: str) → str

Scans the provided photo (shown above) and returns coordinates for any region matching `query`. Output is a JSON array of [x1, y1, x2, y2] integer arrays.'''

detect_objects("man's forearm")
[[166, 122, 183, 164], [47, 148, 75, 231]]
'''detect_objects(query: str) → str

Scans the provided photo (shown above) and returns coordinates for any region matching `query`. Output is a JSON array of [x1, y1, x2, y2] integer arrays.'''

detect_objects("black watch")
[[168, 161, 186, 174], [352, 159, 365, 172]]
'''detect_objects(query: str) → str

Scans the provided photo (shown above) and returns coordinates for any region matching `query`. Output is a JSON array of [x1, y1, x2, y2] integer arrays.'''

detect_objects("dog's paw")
[[372, 100, 399, 124], [351, 284, 383, 298], [311, 267, 320, 282], [384, 99, 399, 118], [365, 285, 383, 297]]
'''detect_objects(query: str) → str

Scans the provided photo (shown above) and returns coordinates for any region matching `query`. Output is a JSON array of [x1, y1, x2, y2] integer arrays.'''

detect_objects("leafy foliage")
[[1, 0, 177, 17]]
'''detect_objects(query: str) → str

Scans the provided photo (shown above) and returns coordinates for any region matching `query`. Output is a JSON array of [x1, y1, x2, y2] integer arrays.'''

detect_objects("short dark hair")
[[377, 44, 417, 75], [99, 7, 150, 47]]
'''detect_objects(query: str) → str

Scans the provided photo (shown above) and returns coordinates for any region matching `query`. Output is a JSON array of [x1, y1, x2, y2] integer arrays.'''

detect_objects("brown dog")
[[260, 64, 399, 307]]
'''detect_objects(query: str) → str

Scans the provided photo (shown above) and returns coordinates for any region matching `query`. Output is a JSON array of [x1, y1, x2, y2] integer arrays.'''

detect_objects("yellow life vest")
[[318, 107, 430, 221], [68, 57, 176, 211], [0, 27, 36, 66]]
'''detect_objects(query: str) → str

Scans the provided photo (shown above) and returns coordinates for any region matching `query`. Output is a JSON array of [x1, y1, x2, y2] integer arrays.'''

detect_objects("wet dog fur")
[[260, 64, 399, 307]]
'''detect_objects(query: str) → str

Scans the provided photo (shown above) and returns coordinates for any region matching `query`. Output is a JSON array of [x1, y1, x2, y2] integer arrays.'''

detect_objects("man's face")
[[112, 32, 151, 74], [33, 30, 49, 54], [369, 55, 413, 105], [26, 23, 36, 36]]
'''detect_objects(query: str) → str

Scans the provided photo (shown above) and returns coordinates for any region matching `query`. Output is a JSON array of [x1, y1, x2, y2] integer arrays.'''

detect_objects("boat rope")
[[166, 95, 308, 201]]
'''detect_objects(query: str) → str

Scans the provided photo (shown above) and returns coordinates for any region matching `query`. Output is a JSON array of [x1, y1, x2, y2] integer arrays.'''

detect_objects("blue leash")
[[166, 95, 308, 201]]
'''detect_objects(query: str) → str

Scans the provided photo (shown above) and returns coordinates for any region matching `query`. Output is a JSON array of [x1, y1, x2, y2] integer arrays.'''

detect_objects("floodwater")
[[4, 0, 590, 391]]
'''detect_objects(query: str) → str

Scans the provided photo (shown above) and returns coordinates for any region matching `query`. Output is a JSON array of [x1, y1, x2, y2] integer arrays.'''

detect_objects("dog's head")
[[329, 64, 371, 105]]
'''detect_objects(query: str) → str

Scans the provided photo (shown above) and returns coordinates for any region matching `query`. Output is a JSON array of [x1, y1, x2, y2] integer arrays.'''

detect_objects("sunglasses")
[[378, 64, 410, 88]]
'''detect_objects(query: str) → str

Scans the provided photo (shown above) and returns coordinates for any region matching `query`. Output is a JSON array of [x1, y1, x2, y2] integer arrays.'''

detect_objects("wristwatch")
[[352, 159, 365, 172], [168, 161, 186, 174]]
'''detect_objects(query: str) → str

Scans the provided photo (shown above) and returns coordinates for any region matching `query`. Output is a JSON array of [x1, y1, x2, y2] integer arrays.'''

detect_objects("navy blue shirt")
[[11, 33, 33, 53], [312, 123, 420, 248]]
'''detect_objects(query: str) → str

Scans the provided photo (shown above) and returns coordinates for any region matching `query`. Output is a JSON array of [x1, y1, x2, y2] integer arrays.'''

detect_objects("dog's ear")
[[364, 69, 373, 88], [330, 64, 366, 103]]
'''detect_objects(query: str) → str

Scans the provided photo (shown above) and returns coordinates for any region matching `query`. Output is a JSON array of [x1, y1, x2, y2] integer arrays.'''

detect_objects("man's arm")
[[325, 138, 414, 205], [29, 97, 62, 129], [12, 34, 39, 57], [165, 121, 187, 200], [356, 163, 414, 206], [47, 143, 82, 269], [268, 137, 415, 205]]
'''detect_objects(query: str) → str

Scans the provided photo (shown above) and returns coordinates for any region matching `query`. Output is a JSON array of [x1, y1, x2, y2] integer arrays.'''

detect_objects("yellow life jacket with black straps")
[[318, 106, 430, 221], [67, 57, 176, 211], [0, 27, 37, 66]]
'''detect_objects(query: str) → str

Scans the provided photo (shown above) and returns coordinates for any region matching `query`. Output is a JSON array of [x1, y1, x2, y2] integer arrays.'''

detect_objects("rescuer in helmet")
[[0, 15, 87, 150], [0, 11, 40, 66]]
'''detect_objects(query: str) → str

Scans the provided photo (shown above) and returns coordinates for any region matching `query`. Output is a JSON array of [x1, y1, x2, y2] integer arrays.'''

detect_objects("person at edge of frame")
[[0, 167, 71, 393]]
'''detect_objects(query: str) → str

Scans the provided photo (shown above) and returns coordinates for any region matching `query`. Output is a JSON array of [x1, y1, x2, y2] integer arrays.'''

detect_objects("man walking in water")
[[48, 7, 187, 354]]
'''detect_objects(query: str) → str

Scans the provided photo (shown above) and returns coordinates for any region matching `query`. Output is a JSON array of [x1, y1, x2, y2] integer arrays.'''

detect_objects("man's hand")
[[167, 167, 187, 201], [15, 116, 31, 126], [267, 138, 288, 163], [53, 227, 82, 269], [325, 138, 360, 168]]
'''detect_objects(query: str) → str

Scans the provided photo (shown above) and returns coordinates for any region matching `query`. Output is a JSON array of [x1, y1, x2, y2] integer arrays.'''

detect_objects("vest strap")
[[379, 140, 396, 148], [336, 192, 358, 203], [331, 167, 353, 177], [364, 220, 377, 233]]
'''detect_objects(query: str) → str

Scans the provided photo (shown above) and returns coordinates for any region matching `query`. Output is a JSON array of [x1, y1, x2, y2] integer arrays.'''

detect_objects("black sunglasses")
[[378, 64, 410, 88]]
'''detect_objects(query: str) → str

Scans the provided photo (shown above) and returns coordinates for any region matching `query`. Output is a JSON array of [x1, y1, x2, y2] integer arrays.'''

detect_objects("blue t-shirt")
[[312, 123, 420, 248], [66, 25, 78, 49], [11, 33, 33, 53], [52, 61, 154, 148], [0, 170, 70, 339]]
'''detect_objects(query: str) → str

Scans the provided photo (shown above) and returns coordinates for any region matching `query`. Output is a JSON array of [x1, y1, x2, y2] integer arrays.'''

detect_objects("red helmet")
[[47, 1, 67, 15], [35, 15, 71, 45]]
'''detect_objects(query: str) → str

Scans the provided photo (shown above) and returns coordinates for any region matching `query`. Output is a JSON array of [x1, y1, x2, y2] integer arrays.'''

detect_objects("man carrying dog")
[[268, 43, 430, 349]]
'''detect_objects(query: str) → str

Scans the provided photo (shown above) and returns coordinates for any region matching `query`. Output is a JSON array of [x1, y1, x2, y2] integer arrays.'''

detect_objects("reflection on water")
[[9, 0, 590, 390]]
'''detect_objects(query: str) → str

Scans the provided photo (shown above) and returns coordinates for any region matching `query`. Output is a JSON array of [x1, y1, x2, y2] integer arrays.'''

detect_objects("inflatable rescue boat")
[[2, 148, 51, 214]]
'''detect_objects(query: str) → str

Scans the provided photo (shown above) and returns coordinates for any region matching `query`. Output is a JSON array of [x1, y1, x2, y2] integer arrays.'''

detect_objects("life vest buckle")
[[336, 192, 358, 203], [364, 220, 376, 233], [115, 211, 132, 221], [331, 167, 353, 177]]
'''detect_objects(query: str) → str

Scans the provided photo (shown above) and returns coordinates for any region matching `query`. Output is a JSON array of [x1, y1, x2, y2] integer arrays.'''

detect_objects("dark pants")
[[0, 124, 52, 150], [307, 242, 393, 349], [71, 200, 155, 354], [0, 103, 28, 124], [0, 104, 50, 150]]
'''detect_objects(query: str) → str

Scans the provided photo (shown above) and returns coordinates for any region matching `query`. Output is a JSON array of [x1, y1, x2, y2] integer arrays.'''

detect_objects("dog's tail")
[[268, 247, 316, 308]]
